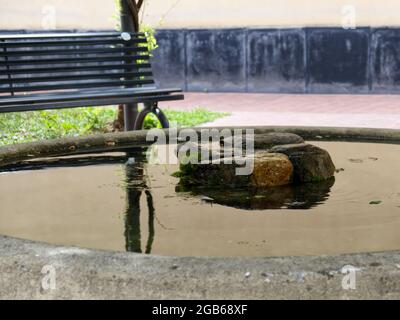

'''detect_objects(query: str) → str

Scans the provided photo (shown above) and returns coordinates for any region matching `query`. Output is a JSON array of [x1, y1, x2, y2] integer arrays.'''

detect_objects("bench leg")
[[134, 102, 170, 130], [123, 103, 139, 131]]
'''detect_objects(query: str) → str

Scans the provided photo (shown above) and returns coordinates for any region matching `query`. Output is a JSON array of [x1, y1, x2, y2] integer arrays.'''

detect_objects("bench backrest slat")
[[0, 71, 153, 84], [0, 47, 148, 57], [0, 63, 144, 75], [0, 32, 146, 40], [0, 56, 150, 67], [0, 38, 147, 48], [0, 32, 154, 97]]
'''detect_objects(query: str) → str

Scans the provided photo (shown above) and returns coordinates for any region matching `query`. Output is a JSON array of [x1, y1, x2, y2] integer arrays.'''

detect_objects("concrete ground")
[[160, 93, 400, 129]]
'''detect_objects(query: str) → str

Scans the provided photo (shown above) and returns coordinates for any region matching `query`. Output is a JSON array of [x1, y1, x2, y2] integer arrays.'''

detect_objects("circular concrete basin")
[[1, 126, 400, 299]]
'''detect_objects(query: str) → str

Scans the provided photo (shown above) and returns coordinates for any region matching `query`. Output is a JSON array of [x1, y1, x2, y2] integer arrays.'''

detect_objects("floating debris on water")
[[349, 158, 363, 163], [200, 196, 214, 205]]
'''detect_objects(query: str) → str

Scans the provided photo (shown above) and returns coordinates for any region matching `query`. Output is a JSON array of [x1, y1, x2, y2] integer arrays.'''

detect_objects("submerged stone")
[[270, 143, 336, 183], [176, 151, 293, 188], [176, 157, 250, 187]]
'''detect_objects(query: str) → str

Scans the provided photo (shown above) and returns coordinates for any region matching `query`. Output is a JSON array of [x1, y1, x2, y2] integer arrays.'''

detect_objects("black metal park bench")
[[0, 32, 184, 129]]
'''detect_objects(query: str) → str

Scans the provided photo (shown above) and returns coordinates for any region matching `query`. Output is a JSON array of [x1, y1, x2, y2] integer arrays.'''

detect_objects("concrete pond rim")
[[1, 125, 400, 299]]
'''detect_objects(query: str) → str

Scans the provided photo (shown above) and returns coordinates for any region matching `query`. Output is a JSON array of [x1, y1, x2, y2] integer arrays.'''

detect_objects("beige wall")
[[0, 0, 400, 30], [0, 0, 117, 30], [146, 0, 400, 28]]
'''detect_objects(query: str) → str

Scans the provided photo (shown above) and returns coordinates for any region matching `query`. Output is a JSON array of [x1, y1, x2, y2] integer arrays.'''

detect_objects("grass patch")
[[142, 108, 229, 129], [0, 107, 229, 146]]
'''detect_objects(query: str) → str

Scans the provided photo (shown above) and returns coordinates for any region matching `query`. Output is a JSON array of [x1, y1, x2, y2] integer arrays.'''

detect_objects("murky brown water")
[[1, 141, 400, 257]]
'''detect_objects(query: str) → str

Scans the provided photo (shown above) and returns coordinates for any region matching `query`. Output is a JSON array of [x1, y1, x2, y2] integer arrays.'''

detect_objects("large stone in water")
[[250, 152, 294, 187], [175, 133, 335, 187], [176, 151, 294, 188], [270, 143, 336, 183]]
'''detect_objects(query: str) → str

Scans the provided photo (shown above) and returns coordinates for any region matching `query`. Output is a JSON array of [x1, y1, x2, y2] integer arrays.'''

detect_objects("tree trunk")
[[114, 0, 144, 131]]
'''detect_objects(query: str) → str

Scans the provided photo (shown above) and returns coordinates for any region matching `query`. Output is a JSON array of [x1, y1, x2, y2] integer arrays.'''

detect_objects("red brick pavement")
[[158, 93, 400, 129]]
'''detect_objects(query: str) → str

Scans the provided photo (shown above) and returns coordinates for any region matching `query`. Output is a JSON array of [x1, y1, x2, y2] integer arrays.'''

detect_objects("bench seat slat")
[[0, 88, 183, 106], [0, 92, 184, 113], [0, 95, 184, 113]]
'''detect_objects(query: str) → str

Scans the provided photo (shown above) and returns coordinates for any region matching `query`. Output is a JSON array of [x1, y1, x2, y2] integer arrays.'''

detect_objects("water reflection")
[[123, 159, 155, 254], [123, 163, 334, 255], [176, 178, 335, 210], [2, 153, 158, 254]]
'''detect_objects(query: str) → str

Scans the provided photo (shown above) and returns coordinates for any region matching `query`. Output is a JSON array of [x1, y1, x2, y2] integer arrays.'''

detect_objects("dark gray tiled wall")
[[371, 28, 400, 93], [3, 28, 400, 93], [306, 28, 370, 93], [185, 29, 246, 92], [247, 29, 305, 93], [151, 27, 400, 93], [151, 29, 186, 90]]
